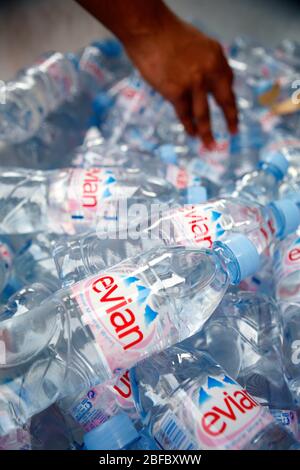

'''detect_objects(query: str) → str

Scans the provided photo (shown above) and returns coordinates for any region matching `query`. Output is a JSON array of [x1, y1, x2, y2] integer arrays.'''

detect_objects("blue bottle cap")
[[258, 150, 289, 180], [214, 233, 260, 283], [83, 412, 139, 450], [156, 144, 178, 165], [187, 185, 207, 204], [269, 198, 300, 238], [92, 39, 123, 58]]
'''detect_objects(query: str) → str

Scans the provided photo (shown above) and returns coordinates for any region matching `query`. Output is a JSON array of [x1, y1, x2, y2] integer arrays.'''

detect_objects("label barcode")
[[155, 411, 197, 451]]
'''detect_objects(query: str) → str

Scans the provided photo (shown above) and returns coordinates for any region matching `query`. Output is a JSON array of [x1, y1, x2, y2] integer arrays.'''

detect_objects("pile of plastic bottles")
[[1, 32, 300, 451]]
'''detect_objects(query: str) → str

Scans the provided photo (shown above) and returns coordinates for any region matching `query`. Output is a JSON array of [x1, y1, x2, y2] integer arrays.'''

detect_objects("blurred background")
[[1, 0, 300, 80]]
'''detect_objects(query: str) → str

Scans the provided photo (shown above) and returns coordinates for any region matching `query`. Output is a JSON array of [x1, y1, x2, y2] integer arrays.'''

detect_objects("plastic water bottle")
[[185, 292, 294, 411], [279, 302, 300, 407], [59, 369, 139, 435], [130, 345, 300, 450], [0, 40, 128, 146], [0, 52, 79, 144], [0, 89, 110, 171], [0, 235, 261, 433], [14, 234, 61, 292], [261, 131, 300, 179], [222, 150, 289, 204], [71, 141, 211, 203], [53, 196, 300, 286], [83, 412, 158, 450], [273, 231, 300, 302], [99, 72, 164, 149], [0, 167, 184, 235], [78, 39, 132, 96]]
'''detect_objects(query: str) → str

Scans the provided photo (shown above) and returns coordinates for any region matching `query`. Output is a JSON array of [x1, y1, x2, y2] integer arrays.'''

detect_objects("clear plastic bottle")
[[130, 345, 300, 450], [0, 52, 79, 143], [78, 39, 132, 96], [59, 369, 139, 436], [0, 167, 182, 235], [99, 71, 164, 150], [222, 149, 289, 204], [184, 292, 294, 411], [53, 196, 300, 286], [279, 302, 300, 407], [0, 235, 261, 433], [71, 141, 210, 203]]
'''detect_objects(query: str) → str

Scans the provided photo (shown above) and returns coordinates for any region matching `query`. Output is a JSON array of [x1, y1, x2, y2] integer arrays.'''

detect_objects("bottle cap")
[[259, 150, 289, 180], [214, 233, 260, 283], [156, 144, 178, 165], [83, 412, 139, 450], [187, 185, 207, 204], [269, 198, 300, 238], [92, 39, 123, 58]]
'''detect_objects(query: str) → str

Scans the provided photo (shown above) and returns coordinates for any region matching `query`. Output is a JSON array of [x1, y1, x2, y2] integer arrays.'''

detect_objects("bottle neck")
[[213, 244, 241, 285], [267, 204, 286, 239], [258, 162, 283, 182]]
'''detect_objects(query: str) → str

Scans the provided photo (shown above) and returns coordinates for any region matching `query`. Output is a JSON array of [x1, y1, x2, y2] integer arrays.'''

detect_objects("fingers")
[[173, 93, 196, 136], [192, 79, 215, 148]]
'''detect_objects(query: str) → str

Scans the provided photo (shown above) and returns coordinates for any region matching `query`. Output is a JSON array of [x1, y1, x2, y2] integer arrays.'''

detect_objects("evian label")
[[112, 370, 136, 412], [72, 271, 160, 375], [51, 168, 137, 233], [274, 235, 300, 299], [193, 375, 273, 449], [79, 47, 113, 87], [117, 77, 148, 114], [171, 205, 226, 249], [166, 165, 201, 190]]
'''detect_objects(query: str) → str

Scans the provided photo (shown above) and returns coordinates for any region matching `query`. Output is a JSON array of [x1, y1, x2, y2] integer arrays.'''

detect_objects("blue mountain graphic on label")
[[210, 210, 222, 222], [122, 276, 158, 326], [105, 175, 116, 185], [215, 223, 225, 236], [198, 375, 238, 405], [102, 187, 112, 199], [144, 304, 158, 325]]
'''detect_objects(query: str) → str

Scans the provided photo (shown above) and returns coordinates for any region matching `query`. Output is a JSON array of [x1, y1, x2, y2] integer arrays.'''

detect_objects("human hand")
[[124, 17, 238, 147]]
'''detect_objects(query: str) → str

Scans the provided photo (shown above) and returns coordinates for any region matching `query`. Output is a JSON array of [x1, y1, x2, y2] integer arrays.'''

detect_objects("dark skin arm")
[[77, 0, 238, 147]]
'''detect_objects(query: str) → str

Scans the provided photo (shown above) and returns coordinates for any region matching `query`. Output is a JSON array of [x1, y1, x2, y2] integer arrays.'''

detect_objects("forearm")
[[77, 0, 179, 46]]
